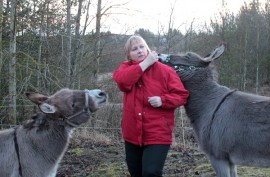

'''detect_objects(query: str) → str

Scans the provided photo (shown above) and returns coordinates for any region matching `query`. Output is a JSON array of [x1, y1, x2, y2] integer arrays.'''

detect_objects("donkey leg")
[[209, 156, 231, 177], [229, 163, 238, 177]]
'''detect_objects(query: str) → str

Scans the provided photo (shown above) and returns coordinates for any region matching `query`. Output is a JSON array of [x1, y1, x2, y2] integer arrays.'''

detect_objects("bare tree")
[[165, 2, 175, 53], [0, 0, 2, 98], [93, 0, 101, 80], [8, 0, 17, 124], [72, 0, 83, 88], [0, 0, 2, 74], [92, 0, 128, 79], [82, 0, 92, 36], [243, 31, 248, 91], [37, 0, 46, 91], [255, 29, 260, 94], [66, 0, 72, 88]]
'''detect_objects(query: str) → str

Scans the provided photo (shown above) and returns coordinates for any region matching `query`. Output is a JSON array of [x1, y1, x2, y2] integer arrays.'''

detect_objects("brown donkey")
[[0, 88, 106, 177]]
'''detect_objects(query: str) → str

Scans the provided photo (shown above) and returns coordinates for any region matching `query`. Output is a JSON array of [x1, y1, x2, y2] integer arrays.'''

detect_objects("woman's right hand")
[[139, 51, 158, 71]]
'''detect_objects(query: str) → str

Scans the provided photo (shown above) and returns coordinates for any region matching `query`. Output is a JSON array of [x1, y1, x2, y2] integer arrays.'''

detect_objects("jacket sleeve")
[[160, 68, 189, 109], [113, 61, 144, 92]]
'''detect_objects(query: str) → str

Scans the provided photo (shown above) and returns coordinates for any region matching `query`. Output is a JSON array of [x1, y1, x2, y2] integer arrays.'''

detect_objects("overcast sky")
[[87, 0, 267, 34]]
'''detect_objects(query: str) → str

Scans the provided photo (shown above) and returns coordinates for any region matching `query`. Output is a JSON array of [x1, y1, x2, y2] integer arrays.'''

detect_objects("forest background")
[[0, 0, 270, 132]]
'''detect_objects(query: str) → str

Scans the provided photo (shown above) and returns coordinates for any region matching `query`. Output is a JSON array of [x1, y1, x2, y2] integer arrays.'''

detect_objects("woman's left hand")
[[148, 96, 162, 107]]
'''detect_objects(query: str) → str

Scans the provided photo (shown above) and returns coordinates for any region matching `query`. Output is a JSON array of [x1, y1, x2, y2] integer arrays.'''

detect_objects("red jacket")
[[113, 60, 189, 146]]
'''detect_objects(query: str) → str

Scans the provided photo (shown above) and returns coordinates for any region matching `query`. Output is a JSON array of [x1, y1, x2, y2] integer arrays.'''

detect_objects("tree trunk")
[[43, 1, 50, 92], [90, 0, 102, 128], [0, 0, 3, 74], [0, 0, 3, 98], [8, 0, 17, 124], [243, 31, 248, 91], [82, 0, 91, 36], [72, 0, 83, 88], [166, 5, 174, 53], [37, 30, 42, 90], [255, 30, 260, 94], [94, 0, 101, 79], [66, 0, 72, 87], [37, 0, 45, 91]]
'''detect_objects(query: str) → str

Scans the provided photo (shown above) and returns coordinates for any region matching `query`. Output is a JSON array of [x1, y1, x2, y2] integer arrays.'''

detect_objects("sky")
[[90, 0, 268, 34]]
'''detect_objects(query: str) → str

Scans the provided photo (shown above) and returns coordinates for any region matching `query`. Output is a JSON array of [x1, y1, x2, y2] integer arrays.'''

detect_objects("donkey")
[[159, 45, 270, 177], [0, 88, 106, 177]]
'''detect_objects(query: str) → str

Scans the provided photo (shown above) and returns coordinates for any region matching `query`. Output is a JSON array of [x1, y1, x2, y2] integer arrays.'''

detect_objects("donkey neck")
[[15, 122, 70, 177], [184, 81, 232, 122]]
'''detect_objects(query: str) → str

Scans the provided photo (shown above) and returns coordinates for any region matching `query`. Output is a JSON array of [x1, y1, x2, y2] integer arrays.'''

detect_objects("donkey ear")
[[25, 92, 48, 104], [202, 44, 225, 62], [39, 103, 56, 113]]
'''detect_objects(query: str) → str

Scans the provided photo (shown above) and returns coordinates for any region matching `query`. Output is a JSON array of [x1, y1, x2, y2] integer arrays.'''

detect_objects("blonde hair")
[[124, 35, 150, 60]]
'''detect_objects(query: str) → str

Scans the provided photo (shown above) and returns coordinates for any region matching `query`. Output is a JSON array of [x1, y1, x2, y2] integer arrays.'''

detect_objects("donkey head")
[[159, 43, 225, 67], [25, 88, 107, 127], [158, 43, 226, 82]]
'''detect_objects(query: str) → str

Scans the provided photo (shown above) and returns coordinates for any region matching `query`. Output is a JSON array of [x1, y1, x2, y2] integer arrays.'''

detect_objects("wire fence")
[[0, 105, 197, 148]]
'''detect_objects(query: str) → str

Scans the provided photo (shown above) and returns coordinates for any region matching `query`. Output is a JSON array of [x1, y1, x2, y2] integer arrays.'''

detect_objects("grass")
[[237, 166, 270, 177], [193, 163, 270, 177], [87, 162, 128, 177]]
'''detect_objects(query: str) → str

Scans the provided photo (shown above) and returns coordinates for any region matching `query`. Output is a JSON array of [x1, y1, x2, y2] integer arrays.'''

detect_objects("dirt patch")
[[56, 135, 270, 177], [56, 136, 213, 177]]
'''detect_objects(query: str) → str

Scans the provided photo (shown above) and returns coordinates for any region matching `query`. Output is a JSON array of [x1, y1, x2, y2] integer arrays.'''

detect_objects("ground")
[[56, 135, 270, 177], [56, 137, 209, 177]]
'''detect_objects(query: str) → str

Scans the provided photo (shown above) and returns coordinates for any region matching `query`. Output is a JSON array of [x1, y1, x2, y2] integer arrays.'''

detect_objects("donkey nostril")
[[99, 92, 106, 97]]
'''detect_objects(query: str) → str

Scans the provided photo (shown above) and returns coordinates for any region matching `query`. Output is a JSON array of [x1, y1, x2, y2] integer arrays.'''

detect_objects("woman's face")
[[129, 40, 148, 62]]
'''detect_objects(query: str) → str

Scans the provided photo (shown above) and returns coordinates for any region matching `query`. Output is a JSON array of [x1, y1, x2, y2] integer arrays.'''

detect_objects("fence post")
[[180, 106, 185, 148]]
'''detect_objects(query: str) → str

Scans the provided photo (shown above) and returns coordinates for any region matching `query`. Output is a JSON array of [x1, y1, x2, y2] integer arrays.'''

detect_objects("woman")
[[113, 35, 189, 177]]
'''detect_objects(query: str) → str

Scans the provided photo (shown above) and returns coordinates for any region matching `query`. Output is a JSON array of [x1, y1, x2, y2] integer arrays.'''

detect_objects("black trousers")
[[124, 141, 170, 177]]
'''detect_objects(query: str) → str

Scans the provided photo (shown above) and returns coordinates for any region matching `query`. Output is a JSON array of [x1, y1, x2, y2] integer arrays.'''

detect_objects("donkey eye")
[[72, 103, 75, 107]]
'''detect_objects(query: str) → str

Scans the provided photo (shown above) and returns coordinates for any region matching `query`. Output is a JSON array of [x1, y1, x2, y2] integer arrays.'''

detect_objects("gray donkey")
[[0, 88, 106, 177], [159, 45, 270, 177]]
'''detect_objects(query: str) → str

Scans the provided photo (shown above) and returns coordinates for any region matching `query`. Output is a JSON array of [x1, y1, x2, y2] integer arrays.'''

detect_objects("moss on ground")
[[87, 161, 129, 177]]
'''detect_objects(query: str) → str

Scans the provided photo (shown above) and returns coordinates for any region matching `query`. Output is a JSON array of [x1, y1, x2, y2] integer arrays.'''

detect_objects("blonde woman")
[[113, 35, 189, 177]]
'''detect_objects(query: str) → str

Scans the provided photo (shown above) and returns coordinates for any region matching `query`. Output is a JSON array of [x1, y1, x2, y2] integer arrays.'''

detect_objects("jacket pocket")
[[161, 116, 173, 134]]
